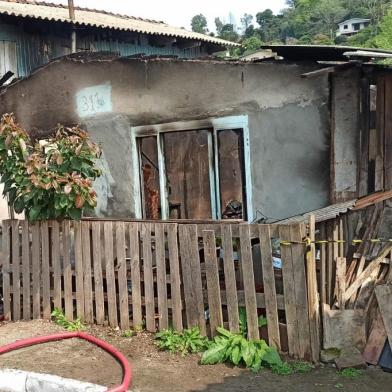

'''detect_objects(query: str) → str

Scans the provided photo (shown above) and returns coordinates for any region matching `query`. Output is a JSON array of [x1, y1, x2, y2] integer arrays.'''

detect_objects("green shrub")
[[155, 327, 210, 355], [0, 114, 101, 220], [201, 327, 281, 372]]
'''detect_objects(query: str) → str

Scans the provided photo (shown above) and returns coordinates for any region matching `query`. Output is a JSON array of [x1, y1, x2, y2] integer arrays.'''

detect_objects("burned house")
[[1, 45, 392, 223], [0, 0, 233, 80]]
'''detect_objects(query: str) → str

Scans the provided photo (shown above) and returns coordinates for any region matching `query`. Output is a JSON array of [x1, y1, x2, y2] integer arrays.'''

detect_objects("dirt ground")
[[0, 320, 391, 392]]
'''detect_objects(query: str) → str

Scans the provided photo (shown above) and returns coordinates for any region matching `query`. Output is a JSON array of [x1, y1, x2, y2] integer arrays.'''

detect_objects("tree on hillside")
[[373, 9, 392, 48], [215, 17, 224, 36], [311, 0, 346, 39], [240, 13, 253, 32], [191, 14, 208, 34]]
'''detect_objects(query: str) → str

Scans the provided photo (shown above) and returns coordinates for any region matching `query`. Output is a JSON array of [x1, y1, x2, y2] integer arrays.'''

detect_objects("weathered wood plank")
[[41, 221, 51, 319], [166, 223, 183, 331], [239, 224, 259, 340], [384, 75, 392, 190], [290, 223, 312, 361], [11, 220, 21, 321], [21, 220, 31, 320], [203, 230, 223, 337], [62, 220, 73, 321], [375, 285, 392, 353], [31, 223, 41, 319], [82, 221, 93, 323], [362, 307, 386, 365], [343, 245, 392, 303], [104, 221, 118, 327], [320, 223, 327, 305], [279, 225, 300, 357], [52, 220, 62, 310], [258, 225, 280, 350], [129, 222, 142, 328], [74, 221, 85, 320], [221, 224, 239, 333], [336, 257, 346, 309], [116, 221, 130, 330], [92, 222, 104, 324], [155, 223, 168, 330], [179, 224, 206, 335], [2, 220, 11, 321], [141, 222, 155, 332]]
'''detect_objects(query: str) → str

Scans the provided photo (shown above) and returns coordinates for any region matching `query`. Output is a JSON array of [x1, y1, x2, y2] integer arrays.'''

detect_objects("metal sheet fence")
[[1, 219, 319, 361]]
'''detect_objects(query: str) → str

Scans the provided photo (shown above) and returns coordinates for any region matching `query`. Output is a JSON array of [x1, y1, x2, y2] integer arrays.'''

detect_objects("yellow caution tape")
[[278, 238, 392, 246]]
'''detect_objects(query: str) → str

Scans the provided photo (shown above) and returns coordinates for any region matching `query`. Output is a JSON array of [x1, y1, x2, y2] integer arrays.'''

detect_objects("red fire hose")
[[0, 332, 132, 392]]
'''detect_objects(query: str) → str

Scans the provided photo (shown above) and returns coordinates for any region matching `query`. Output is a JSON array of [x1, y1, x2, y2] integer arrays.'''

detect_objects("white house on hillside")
[[336, 18, 370, 37]]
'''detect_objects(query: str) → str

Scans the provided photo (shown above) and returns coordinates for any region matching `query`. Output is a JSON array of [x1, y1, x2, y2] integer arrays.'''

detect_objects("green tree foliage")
[[0, 114, 101, 221], [373, 9, 392, 48], [191, 14, 208, 34], [211, 0, 392, 52]]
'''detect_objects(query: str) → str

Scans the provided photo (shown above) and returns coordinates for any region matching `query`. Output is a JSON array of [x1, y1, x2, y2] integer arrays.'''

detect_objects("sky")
[[49, 0, 287, 31]]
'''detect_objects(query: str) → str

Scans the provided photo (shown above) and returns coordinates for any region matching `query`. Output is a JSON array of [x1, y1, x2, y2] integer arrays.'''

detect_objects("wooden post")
[[307, 215, 320, 362]]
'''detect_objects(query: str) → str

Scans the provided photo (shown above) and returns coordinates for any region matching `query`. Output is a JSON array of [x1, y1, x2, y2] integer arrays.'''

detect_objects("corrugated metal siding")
[[0, 22, 204, 77]]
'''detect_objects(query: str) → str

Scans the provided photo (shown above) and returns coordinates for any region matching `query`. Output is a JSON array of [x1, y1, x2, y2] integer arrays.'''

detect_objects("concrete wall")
[[0, 56, 331, 220]]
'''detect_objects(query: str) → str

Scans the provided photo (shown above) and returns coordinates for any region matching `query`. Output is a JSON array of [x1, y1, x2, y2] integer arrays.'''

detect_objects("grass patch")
[[271, 360, 314, 376], [338, 368, 363, 378]]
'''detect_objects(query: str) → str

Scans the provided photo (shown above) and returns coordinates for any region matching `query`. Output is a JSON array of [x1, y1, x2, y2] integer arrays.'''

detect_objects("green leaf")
[[28, 205, 42, 221], [68, 207, 82, 220], [263, 347, 282, 367], [216, 327, 233, 338], [258, 316, 268, 328], [13, 197, 25, 213], [231, 345, 241, 365], [8, 187, 17, 204], [242, 340, 256, 368], [201, 343, 228, 365]]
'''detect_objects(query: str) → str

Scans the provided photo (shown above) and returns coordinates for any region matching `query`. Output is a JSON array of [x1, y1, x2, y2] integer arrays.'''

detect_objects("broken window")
[[218, 129, 245, 219], [133, 117, 250, 221], [139, 136, 160, 219], [164, 130, 212, 219]]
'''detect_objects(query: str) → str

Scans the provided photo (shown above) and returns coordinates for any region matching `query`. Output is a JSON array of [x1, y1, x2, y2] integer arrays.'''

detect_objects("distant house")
[[0, 0, 235, 80], [336, 18, 370, 37]]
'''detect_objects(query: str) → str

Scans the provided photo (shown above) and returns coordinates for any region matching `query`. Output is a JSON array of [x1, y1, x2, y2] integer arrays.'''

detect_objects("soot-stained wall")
[[0, 56, 330, 220]]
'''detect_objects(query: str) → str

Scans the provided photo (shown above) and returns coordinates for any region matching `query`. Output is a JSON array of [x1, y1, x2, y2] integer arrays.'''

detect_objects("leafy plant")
[[51, 308, 85, 331], [201, 327, 281, 372], [122, 330, 134, 338], [155, 327, 210, 356], [338, 368, 364, 378], [271, 360, 314, 375], [0, 114, 101, 221], [271, 361, 294, 375]]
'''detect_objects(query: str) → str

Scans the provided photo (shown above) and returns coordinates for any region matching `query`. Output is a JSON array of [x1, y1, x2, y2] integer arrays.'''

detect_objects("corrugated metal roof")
[[0, 0, 238, 47], [260, 45, 392, 61], [277, 199, 357, 224]]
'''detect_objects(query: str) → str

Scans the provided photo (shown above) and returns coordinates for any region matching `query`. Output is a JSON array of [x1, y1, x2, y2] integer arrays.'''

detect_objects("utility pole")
[[68, 0, 76, 53]]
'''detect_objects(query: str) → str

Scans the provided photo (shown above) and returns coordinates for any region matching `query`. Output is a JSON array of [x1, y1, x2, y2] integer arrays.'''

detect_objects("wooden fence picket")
[[155, 223, 168, 330], [11, 220, 20, 321], [129, 222, 142, 328], [21, 220, 31, 320]]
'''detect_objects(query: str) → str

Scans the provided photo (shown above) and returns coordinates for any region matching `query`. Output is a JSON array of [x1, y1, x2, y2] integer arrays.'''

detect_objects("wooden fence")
[[0, 219, 319, 361]]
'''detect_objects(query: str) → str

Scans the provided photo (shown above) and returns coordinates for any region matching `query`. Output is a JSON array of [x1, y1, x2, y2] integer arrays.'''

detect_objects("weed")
[[155, 327, 209, 356], [335, 383, 344, 389], [51, 308, 84, 331], [291, 361, 314, 374], [271, 360, 314, 376], [271, 361, 294, 375], [134, 323, 145, 334], [338, 368, 363, 378], [122, 330, 134, 338]]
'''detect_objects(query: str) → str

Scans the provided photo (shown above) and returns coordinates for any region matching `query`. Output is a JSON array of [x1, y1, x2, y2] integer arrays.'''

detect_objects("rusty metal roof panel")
[[0, 0, 238, 47], [277, 199, 357, 224]]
